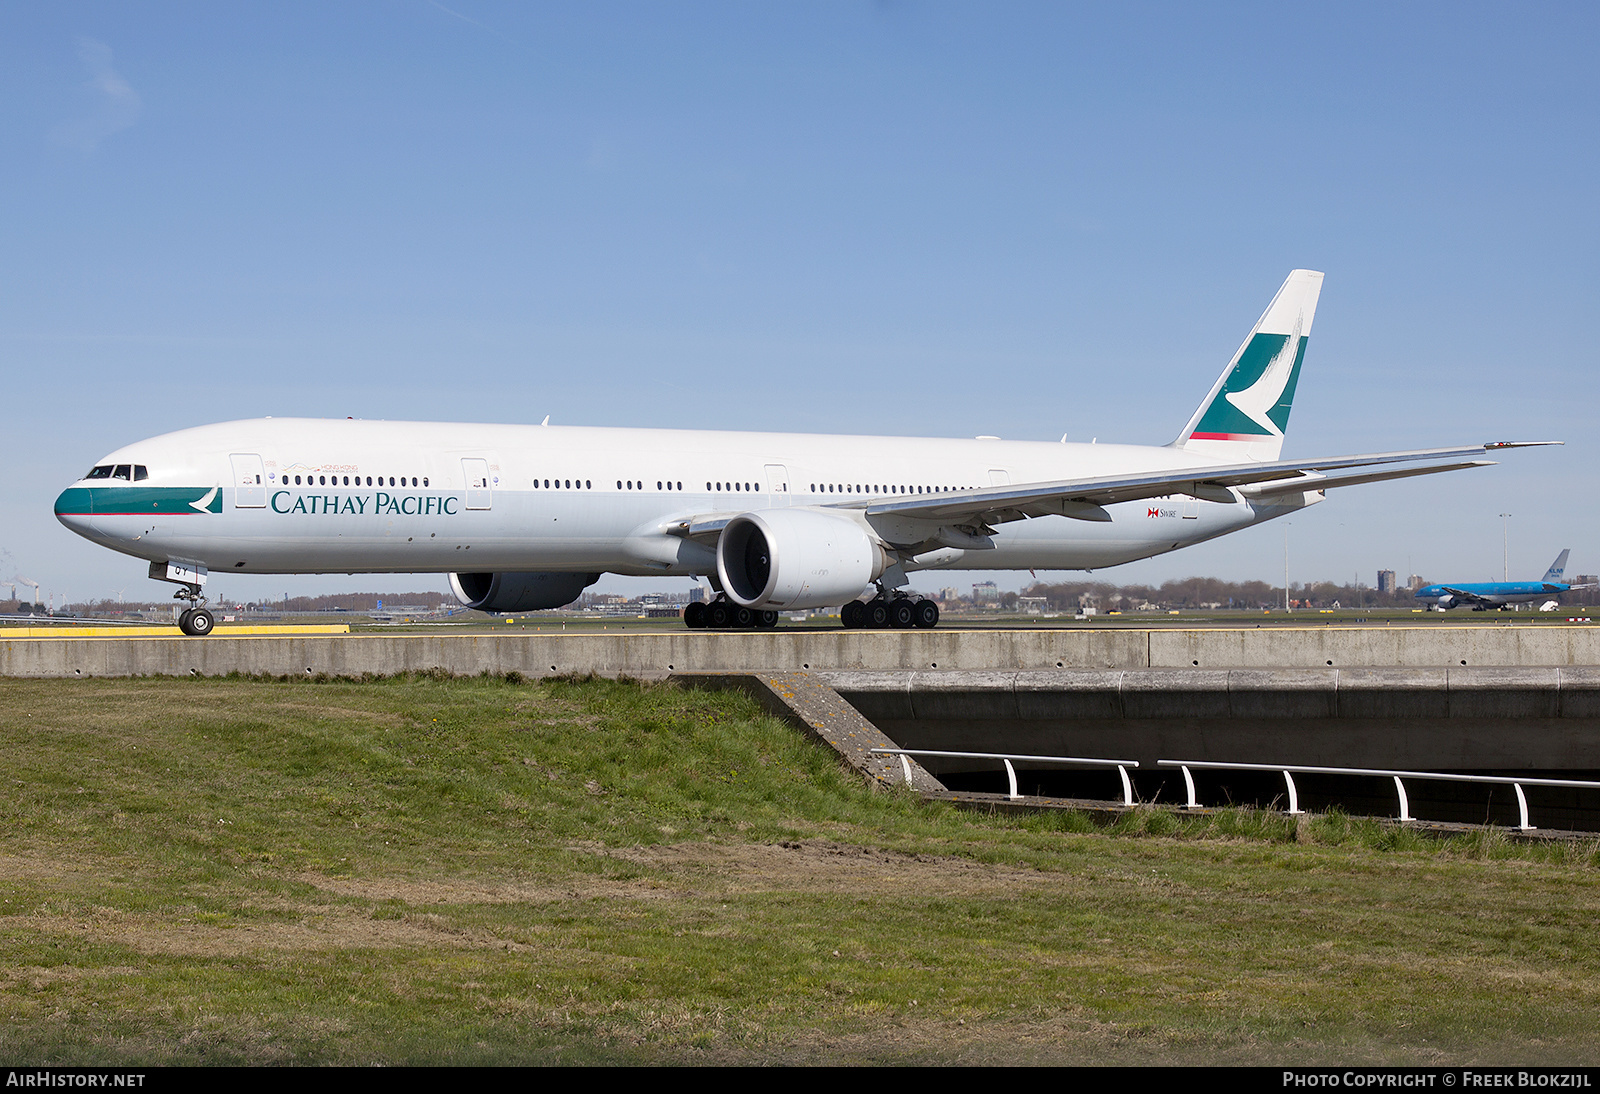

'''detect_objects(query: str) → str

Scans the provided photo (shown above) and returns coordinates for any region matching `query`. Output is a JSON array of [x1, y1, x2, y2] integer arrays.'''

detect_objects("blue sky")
[[3, 2, 1595, 606]]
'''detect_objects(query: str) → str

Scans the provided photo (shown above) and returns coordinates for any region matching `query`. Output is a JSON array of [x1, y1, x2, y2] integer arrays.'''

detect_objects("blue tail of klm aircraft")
[[1542, 549, 1571, 585]]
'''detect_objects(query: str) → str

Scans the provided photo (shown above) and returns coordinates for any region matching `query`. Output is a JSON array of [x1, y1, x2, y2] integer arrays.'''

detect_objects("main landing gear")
[[682, 596, 779, 630], [173, 584, 215, 637], [840, 594, 939, 630]]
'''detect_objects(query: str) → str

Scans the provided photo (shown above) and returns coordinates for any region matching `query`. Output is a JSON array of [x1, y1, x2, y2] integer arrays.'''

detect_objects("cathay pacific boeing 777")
[[55, 270, 1554, 634]]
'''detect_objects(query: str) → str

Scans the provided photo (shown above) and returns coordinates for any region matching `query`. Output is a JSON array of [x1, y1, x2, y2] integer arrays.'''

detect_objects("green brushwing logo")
[[1190, 331, 1307, 440]]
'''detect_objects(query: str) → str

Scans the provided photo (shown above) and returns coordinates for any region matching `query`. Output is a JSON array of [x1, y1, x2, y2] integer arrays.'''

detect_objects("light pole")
[[1283, 523, 1292, 611], [1500, 513, 1511, 581]]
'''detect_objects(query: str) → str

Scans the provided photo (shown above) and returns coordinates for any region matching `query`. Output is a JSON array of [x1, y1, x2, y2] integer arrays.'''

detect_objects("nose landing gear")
[[173, 584, 214, 636]]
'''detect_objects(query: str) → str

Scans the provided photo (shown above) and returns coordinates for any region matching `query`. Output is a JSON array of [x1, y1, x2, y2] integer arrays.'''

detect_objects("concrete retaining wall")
[[5, 624, 1600, 679]]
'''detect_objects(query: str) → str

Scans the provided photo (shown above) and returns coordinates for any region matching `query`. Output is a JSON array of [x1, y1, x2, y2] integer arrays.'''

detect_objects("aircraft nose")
[[54, 485, 96, 536]]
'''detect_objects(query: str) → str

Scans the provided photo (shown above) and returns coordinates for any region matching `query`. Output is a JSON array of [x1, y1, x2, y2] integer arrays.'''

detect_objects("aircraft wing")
[[1438, 586, 1497, 606], [660, 513, 737, 546], [1238, 461, 1496, 498], [854, 442, 1556, 527]]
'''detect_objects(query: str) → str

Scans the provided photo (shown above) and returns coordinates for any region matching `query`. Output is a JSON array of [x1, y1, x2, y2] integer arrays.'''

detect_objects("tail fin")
[[1173, 269, 1324, 462], [1542, 549, 1571, 584]]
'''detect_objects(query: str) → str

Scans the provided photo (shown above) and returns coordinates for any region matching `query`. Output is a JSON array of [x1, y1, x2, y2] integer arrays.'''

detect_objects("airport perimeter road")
[[4, 623, 1600, 678]]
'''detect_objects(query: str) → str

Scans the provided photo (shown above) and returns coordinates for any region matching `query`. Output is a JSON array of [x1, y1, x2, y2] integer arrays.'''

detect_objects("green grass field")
[[2, 673, 1598, 1064]]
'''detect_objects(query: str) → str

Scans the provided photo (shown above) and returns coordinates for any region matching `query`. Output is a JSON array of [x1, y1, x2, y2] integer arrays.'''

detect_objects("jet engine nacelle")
[[449, 571, 600, 613], [717, 509, 887, 610], [1435, 594, 1457, 610]]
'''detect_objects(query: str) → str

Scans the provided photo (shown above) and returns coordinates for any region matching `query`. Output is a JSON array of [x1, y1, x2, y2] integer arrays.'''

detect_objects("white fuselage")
[[56, 417, 1315, 583]]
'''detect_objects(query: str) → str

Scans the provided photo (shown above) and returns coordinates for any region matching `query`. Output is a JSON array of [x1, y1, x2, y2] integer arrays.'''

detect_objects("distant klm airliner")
[[1415, 550, 1595, 610], [55, 270, 1557, 635]]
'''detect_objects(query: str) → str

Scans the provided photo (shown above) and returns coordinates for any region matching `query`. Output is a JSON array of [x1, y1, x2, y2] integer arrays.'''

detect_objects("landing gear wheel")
[[683, 602, 707, 629], [708, 602, 731, 628], [732, 605, 755, 629], [757, 610, 779, 629], [887, 598, 916, 629], [181, 608, 214, 637], [177, 609, 194, 632], [841, 600, 866, 629], [913, 600, 940, 628]]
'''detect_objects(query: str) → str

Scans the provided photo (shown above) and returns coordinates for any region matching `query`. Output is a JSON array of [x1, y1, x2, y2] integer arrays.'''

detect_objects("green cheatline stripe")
[[54, 486, 221, 516]]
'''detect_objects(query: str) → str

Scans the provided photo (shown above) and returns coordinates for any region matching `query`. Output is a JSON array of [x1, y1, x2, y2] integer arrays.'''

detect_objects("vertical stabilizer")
[[1542, 549, 1571, 584], [1173, 269, 1324, 462]]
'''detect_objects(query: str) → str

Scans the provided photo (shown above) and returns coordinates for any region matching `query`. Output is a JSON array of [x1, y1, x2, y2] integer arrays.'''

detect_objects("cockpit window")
[[133, 465, 148, 481], [86, 465, 113, 479], [113, 465, 132, 480]]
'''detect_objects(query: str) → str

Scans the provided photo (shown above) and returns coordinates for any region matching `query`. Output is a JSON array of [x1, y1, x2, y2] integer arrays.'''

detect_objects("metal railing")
[[1156, 759, 1600, 832], [869, 747, 1140, 806], [866, 746, 1600, 832]]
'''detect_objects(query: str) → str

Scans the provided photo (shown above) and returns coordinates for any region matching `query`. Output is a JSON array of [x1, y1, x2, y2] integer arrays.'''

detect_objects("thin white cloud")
[[425, 1, 523, 49], [50, 38, 142, 153]]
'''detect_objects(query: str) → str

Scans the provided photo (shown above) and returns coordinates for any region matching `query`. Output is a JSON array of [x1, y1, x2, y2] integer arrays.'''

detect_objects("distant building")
[[1377, 570, 1397, 593], [1408, 574, 1426, 591], [972, 581, 1000, 604]]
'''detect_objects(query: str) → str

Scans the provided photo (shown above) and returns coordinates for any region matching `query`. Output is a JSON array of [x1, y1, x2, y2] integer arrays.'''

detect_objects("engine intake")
[[717, 509, 885, 610], [449, 571, 599, 613]]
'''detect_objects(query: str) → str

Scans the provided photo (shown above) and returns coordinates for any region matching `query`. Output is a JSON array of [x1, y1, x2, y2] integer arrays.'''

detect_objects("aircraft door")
[[462, 458, 492, 510], [764, 464, 791, 506], [230, 454, 267, 508]]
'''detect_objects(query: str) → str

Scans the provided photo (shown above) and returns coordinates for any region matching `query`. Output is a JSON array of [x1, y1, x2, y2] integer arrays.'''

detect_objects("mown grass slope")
[[1, 673, 1597, 1064]]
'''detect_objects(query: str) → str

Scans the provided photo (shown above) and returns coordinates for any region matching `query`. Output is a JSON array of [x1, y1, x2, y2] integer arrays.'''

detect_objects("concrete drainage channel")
[[678, 670, 1600, 837]]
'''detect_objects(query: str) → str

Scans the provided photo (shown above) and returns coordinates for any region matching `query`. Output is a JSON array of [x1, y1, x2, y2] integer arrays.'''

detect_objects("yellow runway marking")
[[1, 625, 351, 638]]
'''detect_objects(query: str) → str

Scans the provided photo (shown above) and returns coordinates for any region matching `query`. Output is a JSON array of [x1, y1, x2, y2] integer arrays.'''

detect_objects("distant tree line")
[[17, 577, 1600, 619], [1019, 577, 1600, 611], [48, 591, 451, 615]]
